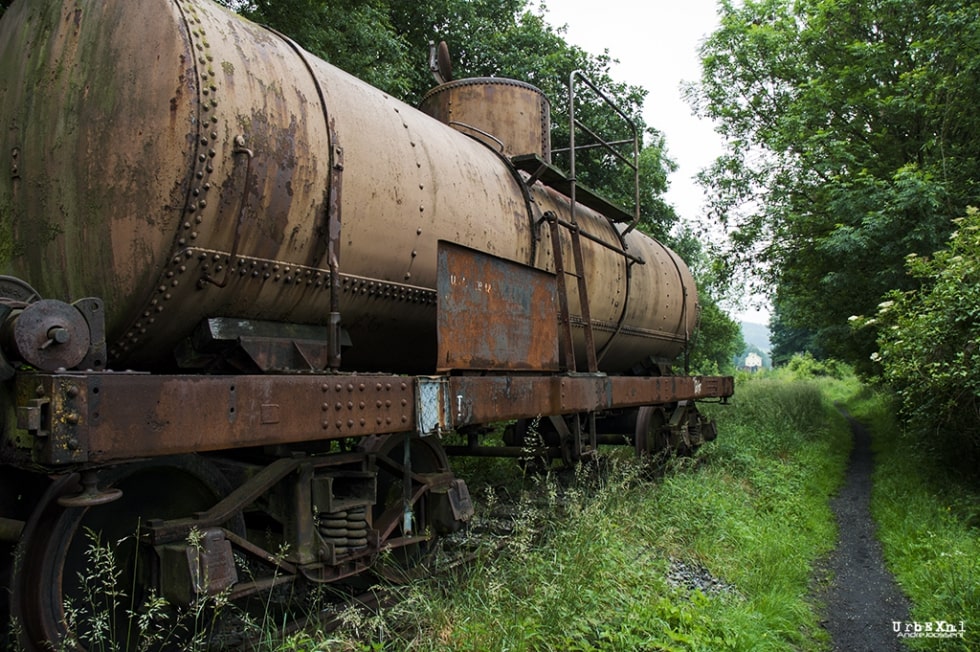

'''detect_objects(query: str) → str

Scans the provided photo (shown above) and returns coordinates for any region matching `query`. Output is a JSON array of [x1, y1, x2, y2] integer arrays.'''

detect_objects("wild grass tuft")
[[51, 527, 262, 652]]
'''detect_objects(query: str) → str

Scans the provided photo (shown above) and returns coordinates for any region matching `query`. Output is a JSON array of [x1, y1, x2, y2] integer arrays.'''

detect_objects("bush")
[[865, 208, 980, 474], [784, 353, 852, 381]]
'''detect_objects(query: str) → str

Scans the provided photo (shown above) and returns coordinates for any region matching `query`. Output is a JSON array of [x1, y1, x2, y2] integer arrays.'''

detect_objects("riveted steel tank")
[[0, 0, 697, 374], [419, 77, 552, 161]]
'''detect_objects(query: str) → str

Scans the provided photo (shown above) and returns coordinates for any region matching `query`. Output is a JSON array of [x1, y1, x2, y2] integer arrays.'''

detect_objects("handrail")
[[567, 70, 641, 236]]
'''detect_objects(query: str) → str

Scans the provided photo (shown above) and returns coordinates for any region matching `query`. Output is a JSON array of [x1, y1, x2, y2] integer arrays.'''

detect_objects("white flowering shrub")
[[871, 208, 980, 469]]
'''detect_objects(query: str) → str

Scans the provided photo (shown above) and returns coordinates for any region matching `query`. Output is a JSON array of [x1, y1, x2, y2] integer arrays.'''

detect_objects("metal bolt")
[[47, 327, 70, 344]]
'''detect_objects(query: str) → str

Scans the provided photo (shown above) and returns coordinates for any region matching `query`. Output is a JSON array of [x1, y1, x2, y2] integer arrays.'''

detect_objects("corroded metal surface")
[[9, 371, 731, 466], [0, 0, 700, 376], [447, 374, 733, 428], [437, 242, 558, 371], [2, 300, 89, 371], [419, 77, 552, 160], [529, 184, 700, 371], [0, 0, 531, 373], [12, 373, 416, 464]]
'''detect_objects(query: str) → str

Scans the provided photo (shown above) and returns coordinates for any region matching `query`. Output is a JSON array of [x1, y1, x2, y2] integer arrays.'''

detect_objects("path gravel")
[[820, 408, 912, 651]]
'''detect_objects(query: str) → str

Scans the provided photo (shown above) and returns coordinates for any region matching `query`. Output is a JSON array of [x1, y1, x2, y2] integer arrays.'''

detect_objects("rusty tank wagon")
[[0, 0, 733, 648]]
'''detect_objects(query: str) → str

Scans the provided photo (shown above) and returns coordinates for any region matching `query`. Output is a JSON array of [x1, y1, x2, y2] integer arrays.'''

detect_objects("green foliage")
[[848, 389, 980, 651], [226, 0, 416, 96], [782, 352, 852, 381], [769, 291, 822, 365], [862, 208, 980, 472], [687, 297, 743, 375], [669, 226, 745, 375], [692, 0, 980, 368]]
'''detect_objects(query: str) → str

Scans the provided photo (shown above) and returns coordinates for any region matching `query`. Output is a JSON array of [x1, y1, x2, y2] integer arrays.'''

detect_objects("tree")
[[222, 0, 416, 95], [670, 226, 744, 374], [768, 289, 821, 366], [691, 0, 980, 371]]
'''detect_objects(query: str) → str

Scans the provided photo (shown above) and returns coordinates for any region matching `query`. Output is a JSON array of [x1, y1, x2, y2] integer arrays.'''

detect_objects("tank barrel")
[[0, 0, 698, 375]]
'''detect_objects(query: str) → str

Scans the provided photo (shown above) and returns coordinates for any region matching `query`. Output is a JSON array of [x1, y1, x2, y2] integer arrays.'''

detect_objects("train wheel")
[[361, 434, 450, 582], [634, 406, 670, 459], [11, 456, 234, 651], [0, 469, 47, 648]]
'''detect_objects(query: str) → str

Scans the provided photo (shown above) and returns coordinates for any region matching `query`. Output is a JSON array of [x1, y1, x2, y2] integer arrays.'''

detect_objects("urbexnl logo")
[[893, 620, 966, 639]]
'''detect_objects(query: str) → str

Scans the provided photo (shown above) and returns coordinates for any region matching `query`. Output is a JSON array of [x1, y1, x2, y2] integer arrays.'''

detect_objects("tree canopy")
[[691, 0, 980, 371]]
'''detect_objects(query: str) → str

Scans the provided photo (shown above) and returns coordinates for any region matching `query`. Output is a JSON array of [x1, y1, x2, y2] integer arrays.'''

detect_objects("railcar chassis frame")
[[8, 368, 731, 467], [0, 243, 733, 650]]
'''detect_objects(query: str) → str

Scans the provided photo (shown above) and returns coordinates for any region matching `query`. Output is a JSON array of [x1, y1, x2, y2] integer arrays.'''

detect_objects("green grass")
[[848, 388, 979, 652], [325, 372, 853, 651], [53, 367, 976, 651]]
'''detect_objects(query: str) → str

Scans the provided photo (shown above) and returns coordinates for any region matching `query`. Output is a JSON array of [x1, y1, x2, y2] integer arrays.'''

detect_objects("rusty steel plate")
[[16, 373, 416, 464], [437, 242, 558, 372], [449, 374, 734, 426], [12, 371, 733, 467]]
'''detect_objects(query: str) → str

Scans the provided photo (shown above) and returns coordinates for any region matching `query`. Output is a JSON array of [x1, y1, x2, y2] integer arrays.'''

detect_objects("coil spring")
[[317, 507, 369, 557]]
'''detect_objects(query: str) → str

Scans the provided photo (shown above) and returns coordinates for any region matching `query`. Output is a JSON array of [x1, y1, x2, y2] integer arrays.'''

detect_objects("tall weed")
[[50, 528, 259, 652]]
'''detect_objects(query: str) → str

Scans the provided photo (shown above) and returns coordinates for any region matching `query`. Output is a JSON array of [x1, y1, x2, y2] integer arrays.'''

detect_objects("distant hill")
[[741, 322, 771, 353]]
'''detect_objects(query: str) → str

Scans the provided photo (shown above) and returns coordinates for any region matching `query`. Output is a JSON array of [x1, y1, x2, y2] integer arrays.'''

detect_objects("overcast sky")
[[540, 1, 771, 324], [539, 0, 722, 223]]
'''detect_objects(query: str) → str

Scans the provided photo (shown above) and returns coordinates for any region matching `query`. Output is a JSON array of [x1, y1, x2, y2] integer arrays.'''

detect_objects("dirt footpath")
[[819, 409, 912, 651]]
